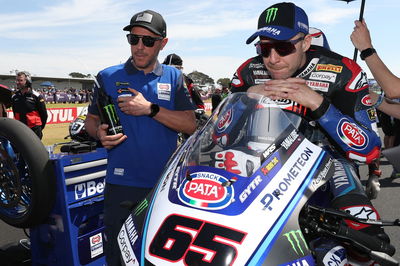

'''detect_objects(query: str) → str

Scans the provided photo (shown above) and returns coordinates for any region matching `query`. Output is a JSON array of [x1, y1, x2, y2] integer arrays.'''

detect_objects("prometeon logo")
[[265, 8, 278, 23]]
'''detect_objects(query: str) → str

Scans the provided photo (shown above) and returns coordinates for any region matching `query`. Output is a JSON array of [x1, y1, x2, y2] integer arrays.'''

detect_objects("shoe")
[[366, 175, 380, 200], [19, 239, 30, 250]]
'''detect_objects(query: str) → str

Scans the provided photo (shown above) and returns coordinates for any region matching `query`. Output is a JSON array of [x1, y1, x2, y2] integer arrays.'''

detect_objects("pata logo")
[[265, 7, 278, 23]]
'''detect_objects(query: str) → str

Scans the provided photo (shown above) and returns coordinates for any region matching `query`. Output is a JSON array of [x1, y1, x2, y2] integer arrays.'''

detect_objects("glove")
[[211, 149, 260, 176]]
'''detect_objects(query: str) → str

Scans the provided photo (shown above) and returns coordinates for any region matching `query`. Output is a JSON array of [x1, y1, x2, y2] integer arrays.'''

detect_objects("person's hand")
[[261, 78, 323, 111], [96, 124, 127, 149], [350, 19, 373, 51], [117, 88, 151, 116]]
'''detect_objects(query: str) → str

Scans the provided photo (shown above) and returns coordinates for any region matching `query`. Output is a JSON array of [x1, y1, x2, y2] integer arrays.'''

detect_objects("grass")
[[42, 103, 88, 148], [41, 100, 212, 149]]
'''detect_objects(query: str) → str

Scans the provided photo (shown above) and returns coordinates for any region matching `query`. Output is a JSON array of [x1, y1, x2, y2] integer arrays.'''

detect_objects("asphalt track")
[[0, 142, 399, 265]]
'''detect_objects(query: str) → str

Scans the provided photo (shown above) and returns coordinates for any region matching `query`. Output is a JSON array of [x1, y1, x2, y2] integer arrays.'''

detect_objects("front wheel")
[[0, 118, 56, 228]]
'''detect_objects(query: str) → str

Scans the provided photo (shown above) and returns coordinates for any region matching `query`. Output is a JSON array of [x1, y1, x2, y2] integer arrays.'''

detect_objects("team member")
[[230, 2, 388, 264], [84, 10, 196, 265], [12, 71, 48, 139], [162, 53, 205, 109]]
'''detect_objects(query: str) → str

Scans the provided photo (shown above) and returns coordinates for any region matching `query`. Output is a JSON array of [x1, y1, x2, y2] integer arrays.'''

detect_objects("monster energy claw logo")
[[265, 7, 278, 23], [104, 104, 119, 124], [134, 199, 148, 216], [283, 230, 309, 255]]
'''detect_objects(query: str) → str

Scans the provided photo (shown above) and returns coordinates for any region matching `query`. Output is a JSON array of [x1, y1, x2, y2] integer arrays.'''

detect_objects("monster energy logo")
[[265, 7, 278, 23], [116, 81, 130, 86], [134, 199, 148, 216], [283, 230, 309, 255], [103, 104, 119, 124]]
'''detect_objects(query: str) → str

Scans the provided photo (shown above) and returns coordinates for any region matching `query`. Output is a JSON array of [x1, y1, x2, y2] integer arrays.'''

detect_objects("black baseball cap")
[[123, 10, 166, 37], [246, 2, 309, 44], [163, 54, 183, 66]]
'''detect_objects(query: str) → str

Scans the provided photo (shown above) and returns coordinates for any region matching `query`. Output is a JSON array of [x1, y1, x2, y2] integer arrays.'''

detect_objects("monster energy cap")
[[246, 2, 309, 44], [123, 10, 166, 37]]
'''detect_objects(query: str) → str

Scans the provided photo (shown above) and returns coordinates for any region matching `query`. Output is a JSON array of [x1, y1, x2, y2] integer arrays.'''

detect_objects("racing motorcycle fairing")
[[118, 93, 336, 265]]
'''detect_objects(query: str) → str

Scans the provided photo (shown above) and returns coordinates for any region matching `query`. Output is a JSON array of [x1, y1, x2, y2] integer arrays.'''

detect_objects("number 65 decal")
[[149, 214, 247, 265]]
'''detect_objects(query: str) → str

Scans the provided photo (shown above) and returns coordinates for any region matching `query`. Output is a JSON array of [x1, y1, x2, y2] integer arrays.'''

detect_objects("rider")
[[229, 2, 389, 264]]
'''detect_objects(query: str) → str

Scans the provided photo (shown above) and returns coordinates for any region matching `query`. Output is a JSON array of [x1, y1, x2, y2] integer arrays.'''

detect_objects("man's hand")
[[117, 88, 152, 116], [350, 19, 372, 52], [96, 124, 127, 149], [251, 78, 323, 111]]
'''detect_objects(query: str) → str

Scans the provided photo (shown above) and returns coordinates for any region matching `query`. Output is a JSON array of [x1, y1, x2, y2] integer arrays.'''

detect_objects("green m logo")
[[283, 230, 309, 255], [265, 7, 278, 23], [103, 104, 119, 123]]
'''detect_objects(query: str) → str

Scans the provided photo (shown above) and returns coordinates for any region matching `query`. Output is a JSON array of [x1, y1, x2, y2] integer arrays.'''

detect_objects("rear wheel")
[[0, 118, 56, 228]]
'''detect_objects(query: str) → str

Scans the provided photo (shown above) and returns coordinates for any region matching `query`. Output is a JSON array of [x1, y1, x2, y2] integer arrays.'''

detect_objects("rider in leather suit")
[[227, 2, 389, 265]]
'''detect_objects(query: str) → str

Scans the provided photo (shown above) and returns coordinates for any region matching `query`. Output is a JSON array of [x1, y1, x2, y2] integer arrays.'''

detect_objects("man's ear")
[[160, 37, 168, 50], [302, 34, 312, 52]]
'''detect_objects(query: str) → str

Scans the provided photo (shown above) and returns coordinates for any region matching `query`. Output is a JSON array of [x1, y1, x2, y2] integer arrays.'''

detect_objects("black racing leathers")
[[230, 45, 387, 264], [231, 45, 381, 165]]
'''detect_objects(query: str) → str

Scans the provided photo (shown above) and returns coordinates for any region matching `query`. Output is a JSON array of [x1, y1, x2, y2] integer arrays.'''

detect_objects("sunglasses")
[[255, 37, 304, 57], [126, 34, 163, 47]]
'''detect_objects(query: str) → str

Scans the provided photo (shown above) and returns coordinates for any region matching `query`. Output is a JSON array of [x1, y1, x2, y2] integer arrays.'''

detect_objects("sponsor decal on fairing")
[[118, 214, 139, 265], [178, 172, 234, 210]]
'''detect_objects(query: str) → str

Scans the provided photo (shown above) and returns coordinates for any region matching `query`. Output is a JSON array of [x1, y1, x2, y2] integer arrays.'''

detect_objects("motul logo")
[[184, 179, 224, 202]]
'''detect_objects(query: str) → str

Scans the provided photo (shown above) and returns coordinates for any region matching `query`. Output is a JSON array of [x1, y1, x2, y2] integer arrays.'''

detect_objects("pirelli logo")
[[316, 64, 343, 73]]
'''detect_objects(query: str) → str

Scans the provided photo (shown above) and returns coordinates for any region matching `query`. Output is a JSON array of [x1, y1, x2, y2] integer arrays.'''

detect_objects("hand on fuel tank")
[[118, 88, 151, 116], [96, 124, 127, 149]]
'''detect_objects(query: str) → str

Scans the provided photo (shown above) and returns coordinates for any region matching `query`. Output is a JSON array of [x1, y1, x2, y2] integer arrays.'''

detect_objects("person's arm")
[[370, 91, 400, 119], [37, 95, 48, 129], [117, 88, 196, 135], [85, 112, 127, 149], [351, 19, 400, 99]]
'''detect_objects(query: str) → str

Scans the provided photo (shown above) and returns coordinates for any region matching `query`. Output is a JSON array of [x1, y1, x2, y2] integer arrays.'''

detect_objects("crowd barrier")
[[6, 103, 212, 125]]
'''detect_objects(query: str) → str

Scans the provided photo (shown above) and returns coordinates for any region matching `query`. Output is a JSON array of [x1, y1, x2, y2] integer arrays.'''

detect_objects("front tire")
[[0, 118, 56, 228]]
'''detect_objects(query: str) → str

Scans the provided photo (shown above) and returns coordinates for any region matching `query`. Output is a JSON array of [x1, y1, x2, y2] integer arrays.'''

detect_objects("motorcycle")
[[118, 92, 399, 265], [177, 108, 210, 145]]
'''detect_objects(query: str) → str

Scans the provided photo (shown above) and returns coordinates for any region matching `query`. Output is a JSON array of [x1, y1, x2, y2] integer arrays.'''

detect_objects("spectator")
[[84, 10, 196, 265], [351, 19, 400, 179], [162, 53, 205, 109], [12, 71, 48, 139], [351, 19, 400, 99], [230, 2, 388, 264], [211, 87, 222, 113]]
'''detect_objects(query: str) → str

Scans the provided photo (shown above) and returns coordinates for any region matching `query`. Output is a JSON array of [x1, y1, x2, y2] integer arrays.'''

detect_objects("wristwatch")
[[148, 103, 160, 118], [360, 48, 376, 60]]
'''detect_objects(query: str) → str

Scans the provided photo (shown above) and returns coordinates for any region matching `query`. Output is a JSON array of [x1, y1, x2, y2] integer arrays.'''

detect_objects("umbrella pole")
[[353, 0, 366, 61]]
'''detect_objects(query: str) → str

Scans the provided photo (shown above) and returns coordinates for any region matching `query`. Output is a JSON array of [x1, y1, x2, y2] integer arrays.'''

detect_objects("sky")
[[0, 0, 399, 83]]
